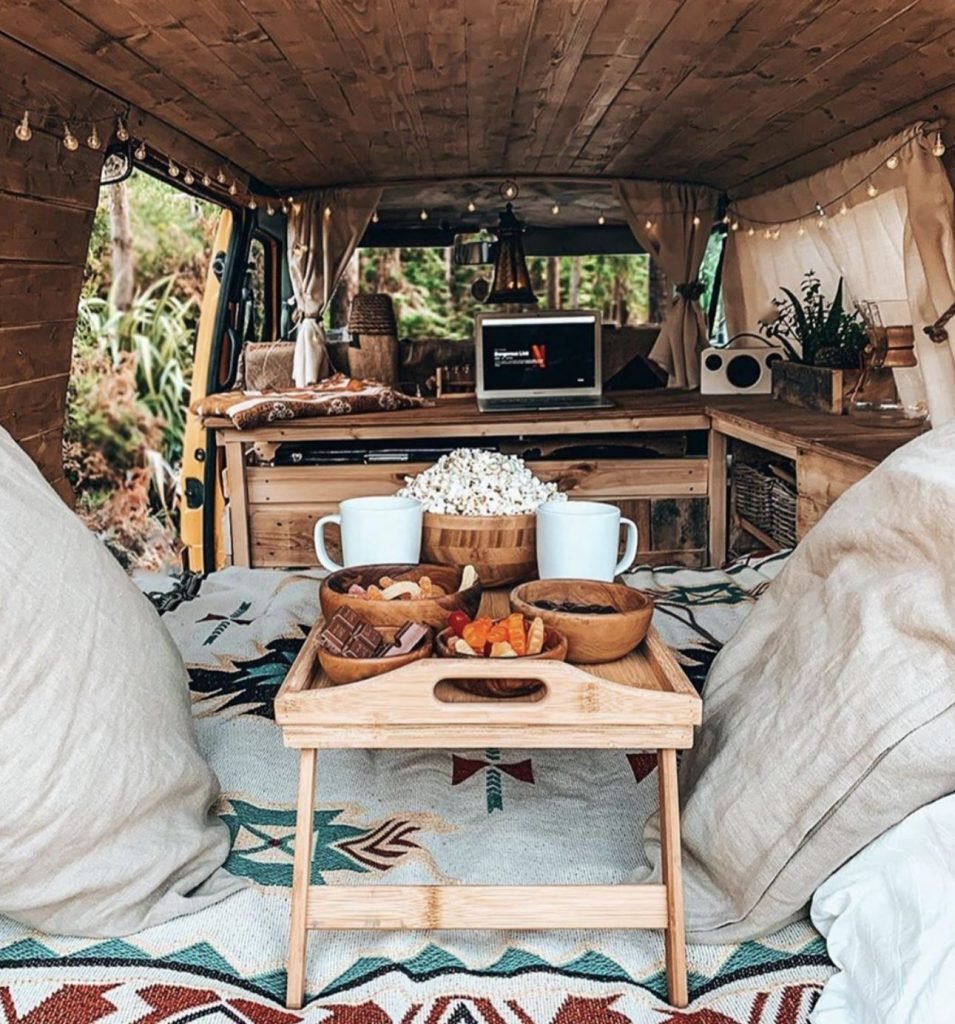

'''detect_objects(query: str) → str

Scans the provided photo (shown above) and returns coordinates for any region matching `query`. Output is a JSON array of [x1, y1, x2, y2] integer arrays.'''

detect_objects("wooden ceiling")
[[3, 0, 955, 197]]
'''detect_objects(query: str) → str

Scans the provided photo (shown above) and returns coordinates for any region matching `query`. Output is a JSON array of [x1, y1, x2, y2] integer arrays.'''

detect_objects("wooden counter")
[[202, 392, 922, 571]]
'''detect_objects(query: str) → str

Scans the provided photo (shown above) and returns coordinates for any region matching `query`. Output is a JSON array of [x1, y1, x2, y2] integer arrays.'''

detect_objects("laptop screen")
[[478, 314, 598, 394]]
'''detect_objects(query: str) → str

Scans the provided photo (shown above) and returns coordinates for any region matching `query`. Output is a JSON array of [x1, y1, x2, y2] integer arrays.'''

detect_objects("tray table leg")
[[658, 748, 688, 1007], [287, 748, 317, 1009]]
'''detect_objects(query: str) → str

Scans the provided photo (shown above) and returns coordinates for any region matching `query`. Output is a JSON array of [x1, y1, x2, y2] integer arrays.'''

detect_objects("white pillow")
[[0, 428, 242, 935], [811, 795, 955, 1024]]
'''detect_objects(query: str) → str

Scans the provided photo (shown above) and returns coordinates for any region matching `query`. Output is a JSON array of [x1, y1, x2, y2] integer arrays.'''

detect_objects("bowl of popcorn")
[[398, 449, 567, 587]]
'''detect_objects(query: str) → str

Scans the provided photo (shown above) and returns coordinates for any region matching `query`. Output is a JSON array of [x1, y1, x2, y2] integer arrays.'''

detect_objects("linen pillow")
[[644, 420, 955, 942], [0, 428, 242, 935]]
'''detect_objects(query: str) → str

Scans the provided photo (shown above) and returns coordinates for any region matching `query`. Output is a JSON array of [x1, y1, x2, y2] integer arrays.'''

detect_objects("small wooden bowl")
[[434, 623, 567, 697], [320, 563, 482, 629], [509, 579, 654, 664], [318, 625, 434, 686], [421, 512, 537, 588]]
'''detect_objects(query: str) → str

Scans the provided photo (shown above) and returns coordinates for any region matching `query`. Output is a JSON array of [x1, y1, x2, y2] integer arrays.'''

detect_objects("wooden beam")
[[306, 884, 669, 930]]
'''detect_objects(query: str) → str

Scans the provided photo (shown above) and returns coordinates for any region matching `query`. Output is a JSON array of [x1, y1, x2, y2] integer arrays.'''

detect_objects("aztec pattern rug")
[[0, 553, 835, 1024]]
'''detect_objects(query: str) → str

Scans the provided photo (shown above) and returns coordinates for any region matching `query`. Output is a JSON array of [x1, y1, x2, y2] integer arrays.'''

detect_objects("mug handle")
[[314, 514, 343, 571], [614, 517, 639, 577]]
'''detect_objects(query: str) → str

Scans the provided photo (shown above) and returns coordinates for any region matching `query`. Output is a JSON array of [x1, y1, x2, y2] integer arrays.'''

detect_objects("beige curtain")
[[723, 123, 955, 424], [287, 187, 382, 386], [614, 180, 720, 388]]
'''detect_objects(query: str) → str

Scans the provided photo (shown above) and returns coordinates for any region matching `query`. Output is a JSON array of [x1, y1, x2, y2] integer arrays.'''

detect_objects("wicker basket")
[[734, 464, 774, 535], [347, 293, 398, 336], [770, 477, 798, 548]]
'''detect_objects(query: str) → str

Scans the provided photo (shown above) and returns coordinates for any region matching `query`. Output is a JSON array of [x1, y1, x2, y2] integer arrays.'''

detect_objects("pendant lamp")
[[485, 203, 537, 304]]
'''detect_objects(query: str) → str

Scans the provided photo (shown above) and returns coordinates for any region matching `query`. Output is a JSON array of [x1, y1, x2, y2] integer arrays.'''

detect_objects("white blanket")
[[646, 421, 955, 942]]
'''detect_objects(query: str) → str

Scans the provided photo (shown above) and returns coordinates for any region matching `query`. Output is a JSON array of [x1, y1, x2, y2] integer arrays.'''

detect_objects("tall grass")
[[74, 276, 197, 466]]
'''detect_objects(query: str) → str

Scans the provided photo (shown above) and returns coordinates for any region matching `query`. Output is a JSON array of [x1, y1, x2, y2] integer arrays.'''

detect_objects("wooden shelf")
[[736, 515, 782, 552]]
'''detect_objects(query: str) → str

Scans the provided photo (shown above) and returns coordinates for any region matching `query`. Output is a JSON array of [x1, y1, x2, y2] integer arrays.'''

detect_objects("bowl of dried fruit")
[[509, 579, 653, 664], [434, 611, 567, 697], [319, 563, 482, 630]]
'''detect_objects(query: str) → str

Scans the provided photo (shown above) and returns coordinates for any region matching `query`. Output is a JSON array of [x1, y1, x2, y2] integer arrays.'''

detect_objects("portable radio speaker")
[[699, 346, 784, 394]]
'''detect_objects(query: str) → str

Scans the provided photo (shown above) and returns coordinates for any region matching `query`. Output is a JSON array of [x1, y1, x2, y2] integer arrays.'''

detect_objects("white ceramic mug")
[[314, 496, 423, 571], [536, 501, 638, 582]]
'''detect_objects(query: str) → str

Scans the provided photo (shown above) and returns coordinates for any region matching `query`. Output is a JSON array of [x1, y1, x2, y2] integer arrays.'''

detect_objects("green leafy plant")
[[760, 271, 867, 369]]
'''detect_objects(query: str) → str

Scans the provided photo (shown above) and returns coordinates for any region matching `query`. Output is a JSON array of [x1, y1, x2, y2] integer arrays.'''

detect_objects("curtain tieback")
[[674, 280, 705, 301], [292, 310, 321, 324]]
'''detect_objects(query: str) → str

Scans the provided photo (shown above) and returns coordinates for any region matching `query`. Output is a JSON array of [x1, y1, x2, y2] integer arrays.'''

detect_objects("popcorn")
[[398, 448, 567, 516]]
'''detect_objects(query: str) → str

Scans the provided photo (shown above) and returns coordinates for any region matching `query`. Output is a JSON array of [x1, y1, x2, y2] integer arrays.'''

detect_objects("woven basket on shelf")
[[734, 464, 774, 536], [346, 293, 400, 384]]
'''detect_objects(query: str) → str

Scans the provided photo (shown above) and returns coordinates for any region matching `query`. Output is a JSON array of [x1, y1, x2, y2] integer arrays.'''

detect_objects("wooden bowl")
[[319, 563, 482, 629], [509, 579, 654, 664], [318, 625, 434, 686], [421, 512, 537, 588], [434, 623, 567, 697]]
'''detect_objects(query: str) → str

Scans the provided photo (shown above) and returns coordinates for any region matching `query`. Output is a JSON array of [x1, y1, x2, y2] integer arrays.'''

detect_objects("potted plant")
[[760, 271, 868, 414]]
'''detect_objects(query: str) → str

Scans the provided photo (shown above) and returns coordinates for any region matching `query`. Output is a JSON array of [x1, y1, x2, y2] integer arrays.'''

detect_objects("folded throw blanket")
[[193, 373, 430, 429], [645, 421, 955, 942]]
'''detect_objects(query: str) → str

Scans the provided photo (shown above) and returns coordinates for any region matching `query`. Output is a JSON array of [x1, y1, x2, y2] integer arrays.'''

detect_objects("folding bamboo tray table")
[[275, 590, 702, 1010]]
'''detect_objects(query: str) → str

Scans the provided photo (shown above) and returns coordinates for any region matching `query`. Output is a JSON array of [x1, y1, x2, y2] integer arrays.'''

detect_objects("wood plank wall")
[[0, 37, 106, 500]]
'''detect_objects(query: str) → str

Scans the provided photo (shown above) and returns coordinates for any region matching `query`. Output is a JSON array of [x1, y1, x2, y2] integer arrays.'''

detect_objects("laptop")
[[475, 310, 613, 413]]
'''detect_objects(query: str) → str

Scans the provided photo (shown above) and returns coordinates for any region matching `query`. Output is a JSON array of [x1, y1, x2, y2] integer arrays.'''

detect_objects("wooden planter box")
[[771, 361, 861, 415]]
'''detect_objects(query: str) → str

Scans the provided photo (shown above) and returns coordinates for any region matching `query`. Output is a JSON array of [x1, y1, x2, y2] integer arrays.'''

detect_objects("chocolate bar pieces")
[[380, 621, 428, 658], [320, 607, 385, 658]]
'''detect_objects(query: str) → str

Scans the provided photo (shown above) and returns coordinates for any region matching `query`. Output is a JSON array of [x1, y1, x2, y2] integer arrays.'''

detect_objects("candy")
[[526, 616, 545, 656], [380, 621, 429, 658], [489, 641, 518, 657], [506, 612, 527, 655]]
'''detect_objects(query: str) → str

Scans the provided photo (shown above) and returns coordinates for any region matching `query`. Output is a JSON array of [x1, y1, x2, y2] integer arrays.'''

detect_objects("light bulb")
[[201, 172, 211, 187], [62, 124, 79, 151], [466, 199, 477, 213], [551, 203, 560, 215], [228, 180, 238, 196], [14, 111, 31, 142], [419, 209, 429, 221], [86, 125, 101, 150], [866, 181, 878, 198], [168, 158, 180, 178], [266, 203, 276, 216], [597, 213, 606, 225], [692, 214, 701, 227], [115, 116, 129, 142], [772, 227, 781, 240], [932, 132, 946, 157], [839, 201, 849, 216], [886, 154, 899, 170], [183, 169, 195, 186], [216, 168, 227, 184], [722, 214, 731, 225], [747, 226, 755, 237], [763, 227, 772, 239], [323, 205, 332, 218], [731, 220, 740, 231], [134, 140, 146, 161], [644, 218, 653, 230], [291, 200, 302, 213], [371, 209, 378, 223], [817, 217, 826, 229], [249, 196, 257, 210], [797, 224, 806, 236], [501, 180, 518, 200]]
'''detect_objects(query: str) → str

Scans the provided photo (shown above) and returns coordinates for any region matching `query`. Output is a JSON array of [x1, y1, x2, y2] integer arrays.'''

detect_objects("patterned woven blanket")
[[192, 373, 430, 429], [0, 553, 833, 1024]]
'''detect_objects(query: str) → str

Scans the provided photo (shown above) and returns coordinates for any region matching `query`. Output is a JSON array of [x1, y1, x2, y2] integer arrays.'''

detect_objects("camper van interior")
[[3, 3, 955, 1022]]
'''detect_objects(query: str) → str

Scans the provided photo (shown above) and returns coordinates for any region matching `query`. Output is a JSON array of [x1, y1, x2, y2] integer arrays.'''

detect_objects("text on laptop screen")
[[480, 315, 597, 392]]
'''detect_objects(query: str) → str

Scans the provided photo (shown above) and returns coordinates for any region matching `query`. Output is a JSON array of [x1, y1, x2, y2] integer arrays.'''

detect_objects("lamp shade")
[[486, 203, 537, 304]]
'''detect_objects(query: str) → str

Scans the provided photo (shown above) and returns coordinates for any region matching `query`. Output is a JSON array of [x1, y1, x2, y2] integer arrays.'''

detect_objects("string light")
[[644, 217, 653, 230], [747, 226, 755, 237], [815, 201, 826, 228], [466, 199, 477, 213], [266, 202, 276, 216], [248, 195, 257, 210], [371, 209, 378, 223], [291, 200, 302, 213], [932, 131, 946, 157], [323, 205, 332, 218], [692, 214, 701, 227], [763, 227, 772, 239], [134, 140, 146, 160], [183, 168, 195, 186], [419, 208, 429, 220], [551, 202, 560, 215], [228, 180, 238, 196], [86, 125, 101, 150], [14, 111, 31, 142], [772, 226, 781, 240], [731, 220, 740, 231], [216, 168, 227, 185], [501, 180, 519, 200], [866, 180, 879, 198], [115, 116, 129, 142], [201, 172, 211, 187], [597, 213, 606, 225], [168, 158, 180, 178], [839, 201, 849, 216], [62, 123, 79, 152], [886, 154, 899, 170], [797, 223, 806, 236]]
